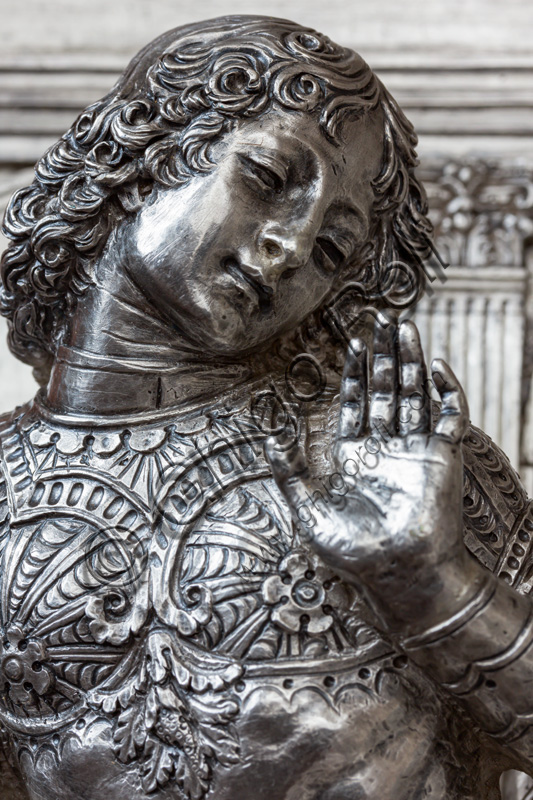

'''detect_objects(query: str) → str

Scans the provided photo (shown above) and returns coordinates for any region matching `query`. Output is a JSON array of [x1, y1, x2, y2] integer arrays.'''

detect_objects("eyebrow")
[[328, 202, 366, 225]]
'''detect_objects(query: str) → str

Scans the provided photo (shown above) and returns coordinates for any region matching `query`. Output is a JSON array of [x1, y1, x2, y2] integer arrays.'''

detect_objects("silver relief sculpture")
[[0, 15, 532, 800]]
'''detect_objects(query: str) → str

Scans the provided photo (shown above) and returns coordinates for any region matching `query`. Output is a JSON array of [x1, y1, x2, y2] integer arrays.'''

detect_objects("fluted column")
[[412, 266, 526, 470]]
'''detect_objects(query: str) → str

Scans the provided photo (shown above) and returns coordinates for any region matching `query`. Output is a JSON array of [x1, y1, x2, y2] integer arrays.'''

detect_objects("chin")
[[186, 295, 291, 358], [198, 327, 273, 359], [191, 322, 252, 357], [193, 306, 258, 354]]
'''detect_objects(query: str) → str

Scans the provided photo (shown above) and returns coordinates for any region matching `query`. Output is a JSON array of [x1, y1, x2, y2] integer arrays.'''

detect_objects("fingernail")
[[432, 370, 448, 391]]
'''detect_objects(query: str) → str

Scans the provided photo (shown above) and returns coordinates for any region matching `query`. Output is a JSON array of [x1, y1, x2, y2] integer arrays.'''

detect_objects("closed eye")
[[238, 155, 285, 194], [314, 235, 346, 273]]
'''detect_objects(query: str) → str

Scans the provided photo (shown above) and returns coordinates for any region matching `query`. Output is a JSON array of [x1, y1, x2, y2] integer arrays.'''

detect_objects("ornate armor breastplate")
[[0, 399, 400, 797], [0, 398, 521, 799]]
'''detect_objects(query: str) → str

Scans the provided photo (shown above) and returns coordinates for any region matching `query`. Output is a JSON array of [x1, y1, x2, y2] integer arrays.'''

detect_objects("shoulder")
[[0, 401, 33, 469], [0, 407, 19, 543], [0, 402, 35, 520], [462, 424, 533, 590]]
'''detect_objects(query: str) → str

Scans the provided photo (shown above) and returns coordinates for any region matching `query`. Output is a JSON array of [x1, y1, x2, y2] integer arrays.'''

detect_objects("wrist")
[[397, 563, 533, 689], [362, 547, 491, 638]]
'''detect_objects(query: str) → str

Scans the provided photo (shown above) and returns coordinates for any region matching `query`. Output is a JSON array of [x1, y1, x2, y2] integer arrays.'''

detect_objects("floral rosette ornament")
[[262, 551, 347, 634], [0, 625, 52, 711]]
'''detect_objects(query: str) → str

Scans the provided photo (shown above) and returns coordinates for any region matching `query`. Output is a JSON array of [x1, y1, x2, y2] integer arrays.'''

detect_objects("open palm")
[[266, 318, 470, 627]]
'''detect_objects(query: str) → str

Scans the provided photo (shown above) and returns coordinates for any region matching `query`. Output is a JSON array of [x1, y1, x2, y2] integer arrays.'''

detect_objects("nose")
[[255, 225, 314, 286]]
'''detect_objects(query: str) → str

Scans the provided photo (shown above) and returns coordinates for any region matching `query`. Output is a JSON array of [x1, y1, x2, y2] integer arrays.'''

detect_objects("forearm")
[[389, 554, 533, 766]]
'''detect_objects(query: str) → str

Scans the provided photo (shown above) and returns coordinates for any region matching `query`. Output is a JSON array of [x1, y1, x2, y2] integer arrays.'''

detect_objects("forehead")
[[223, 106, 385, 199]]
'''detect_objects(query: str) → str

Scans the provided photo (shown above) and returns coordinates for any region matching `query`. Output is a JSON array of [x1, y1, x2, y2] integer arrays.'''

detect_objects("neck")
[[46, 250, 258, 419]]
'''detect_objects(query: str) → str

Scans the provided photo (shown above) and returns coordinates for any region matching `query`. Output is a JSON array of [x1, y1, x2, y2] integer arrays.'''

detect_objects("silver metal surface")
[[0, 14, 531, 800]]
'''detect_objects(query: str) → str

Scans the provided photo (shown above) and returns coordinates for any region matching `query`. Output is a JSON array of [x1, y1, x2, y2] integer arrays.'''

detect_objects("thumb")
[[265, 435, 329, 537]]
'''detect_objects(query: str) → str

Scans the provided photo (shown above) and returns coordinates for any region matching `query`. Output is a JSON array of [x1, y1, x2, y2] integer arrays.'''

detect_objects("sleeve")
[[461, 424, 533, 592], [395, 424, 533, 775]]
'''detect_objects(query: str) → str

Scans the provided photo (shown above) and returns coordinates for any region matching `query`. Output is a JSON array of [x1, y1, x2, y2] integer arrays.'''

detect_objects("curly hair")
[[0, 15, 432, 385]]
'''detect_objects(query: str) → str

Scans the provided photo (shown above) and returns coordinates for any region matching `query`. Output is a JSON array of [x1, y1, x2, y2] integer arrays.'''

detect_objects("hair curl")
[[1, 15, 432, 385]]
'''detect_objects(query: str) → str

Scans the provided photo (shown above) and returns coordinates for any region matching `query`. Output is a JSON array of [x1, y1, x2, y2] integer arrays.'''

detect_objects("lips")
[[223, 257, 273, 313]]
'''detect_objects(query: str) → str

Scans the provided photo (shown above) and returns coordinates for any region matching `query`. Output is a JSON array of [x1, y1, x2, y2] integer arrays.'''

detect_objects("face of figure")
[[120, 107, 384, 357]]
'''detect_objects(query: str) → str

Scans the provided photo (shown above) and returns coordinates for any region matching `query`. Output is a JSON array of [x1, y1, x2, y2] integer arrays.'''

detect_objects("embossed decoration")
[[174, 482, 369, 663], [420, 160, 533, 268], [0, 510, 136, 719], [462, 425, 528, 573], [261, 550, 346, 634], [0, 625, 52, 711], [94, 629, 242, 796]]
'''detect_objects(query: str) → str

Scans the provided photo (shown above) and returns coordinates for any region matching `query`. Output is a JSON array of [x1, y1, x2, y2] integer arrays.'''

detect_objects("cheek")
[[278, 270, 333, 320]]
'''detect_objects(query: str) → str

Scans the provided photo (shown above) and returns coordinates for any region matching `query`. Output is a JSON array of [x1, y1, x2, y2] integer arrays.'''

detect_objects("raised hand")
[[266, 316, 477, 634]]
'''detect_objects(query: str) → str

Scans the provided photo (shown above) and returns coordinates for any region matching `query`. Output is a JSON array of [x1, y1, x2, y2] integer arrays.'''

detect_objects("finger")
[[337, 337, 368, 440], [369, 314, 397, 435], [265, 435, 312, 510], [431, 358, 469, 443], [265, 436, 330, 535], [398, 320, 431, 435]]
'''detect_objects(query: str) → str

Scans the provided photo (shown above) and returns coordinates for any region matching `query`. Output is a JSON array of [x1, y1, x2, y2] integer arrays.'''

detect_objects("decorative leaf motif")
[[142, 739, 175, 794], [174, 749, 207, 800], [114, 704, 146, 762], [100, 627, 242, 797], [111, 683, 240, 796]]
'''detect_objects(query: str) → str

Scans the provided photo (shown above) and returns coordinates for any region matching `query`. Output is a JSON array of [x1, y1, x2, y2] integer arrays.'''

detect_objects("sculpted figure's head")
[[1, 15, 432, 384]]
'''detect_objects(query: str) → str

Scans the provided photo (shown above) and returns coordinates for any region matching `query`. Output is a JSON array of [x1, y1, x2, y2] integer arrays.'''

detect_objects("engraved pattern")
[[0, 397, 529, 797], [462, 425, 529, 573], [177, 482, 375, 662], [0, 398, 380, 796]]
